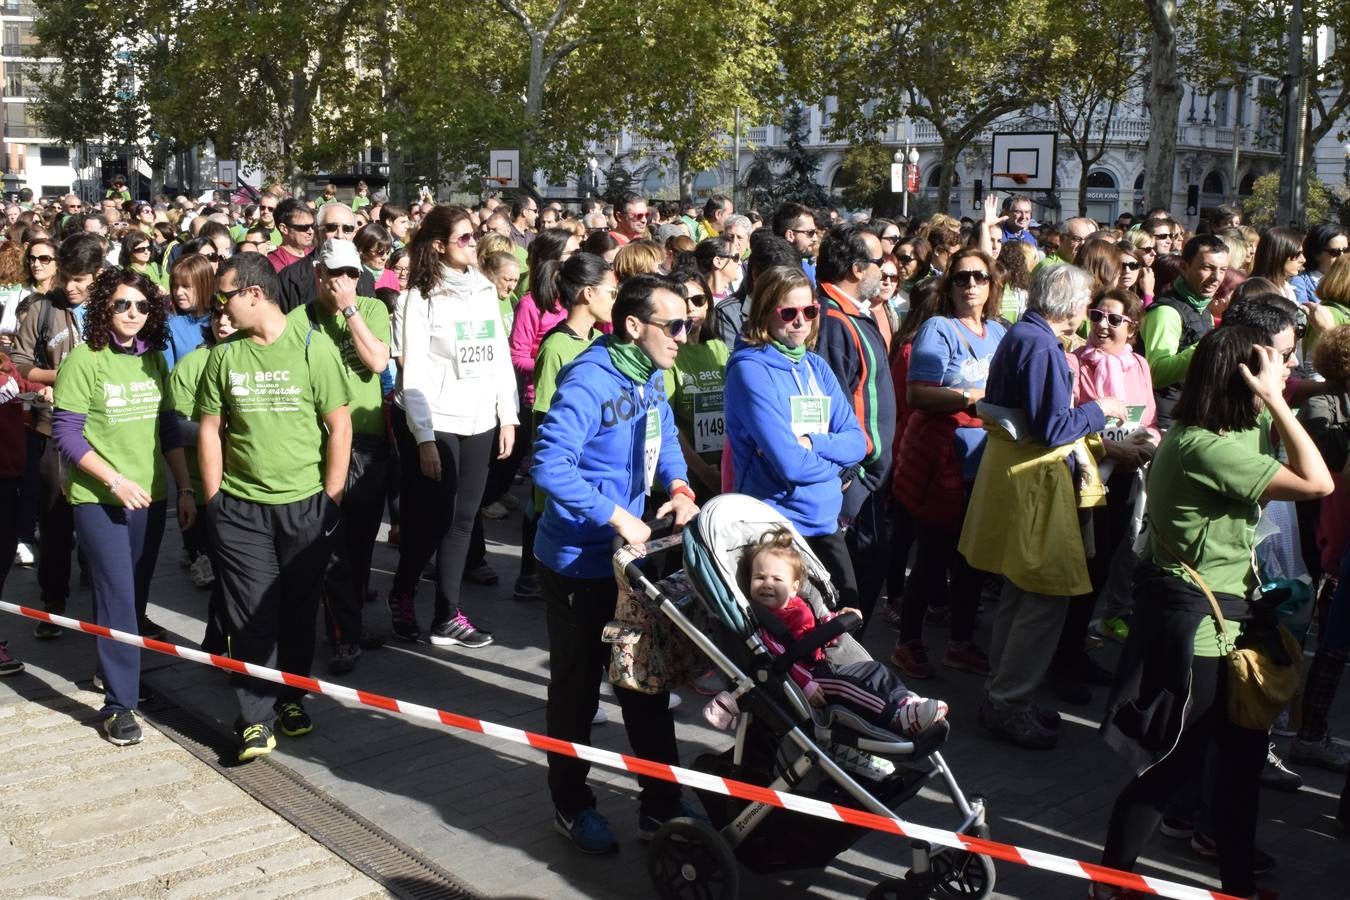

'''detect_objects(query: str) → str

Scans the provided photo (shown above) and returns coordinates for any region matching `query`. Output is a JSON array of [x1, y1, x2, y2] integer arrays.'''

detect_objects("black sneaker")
[[276, 702, 313, 737], [137, 616, 168, 641], [1260, 742, 1303, 792], [238, 723, 276, 762], [512, 574, 542, 601], [102, 710, 143, 746], [0, 641, 24, 676], [428, 612, 493, 649], [387, 591, 421, 642], [328, 643, 361, 675], [33, 620, 63, 640], [463, 563, 499, 586]]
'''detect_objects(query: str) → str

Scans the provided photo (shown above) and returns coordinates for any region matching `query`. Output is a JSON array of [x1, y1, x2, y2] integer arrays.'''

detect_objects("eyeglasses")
[[775, 304, 820, 323], [1327, 248, 1346, 258], [684, 291, 708, 307], [27, 254, 54, 265], [200, 250, 221, 262], [1280, 346, 1297, 362], [452, 232, 477, 247], [323, 223, 358, 235], [640, 316, 693, 337], [260, 204, 277, 212], [716, 253, 739, 262], [880, 272, 900, 283], [325, 267, 361, 280], [865, 256, 884, 268], [65, 204, 83, 211], [215, 285, 250, 307], [1151, 232, 1171, 241], [1120, 261, 1141, 271], [895, 254, 915, 265], [1139, 245, 1156, 255], [789, 227, 818, 238], [881, 232, 901, 242], [111, 299, 153, 314], [625, 211, 650, 220], [132, 245, 151, 254], [286, 222, 315, 232], [951, 269, 991, 287], [1087, 309, 1134, 328]]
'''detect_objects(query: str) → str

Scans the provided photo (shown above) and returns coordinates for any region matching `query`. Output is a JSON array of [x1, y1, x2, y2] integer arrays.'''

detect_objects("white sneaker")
[[481, 502, 509, 520], [189, 554, 214, 588], [591, 707, 608, 725], [668, 692, 682, 711], [893, 696, 949, 736], [14, 542, 34, 567]]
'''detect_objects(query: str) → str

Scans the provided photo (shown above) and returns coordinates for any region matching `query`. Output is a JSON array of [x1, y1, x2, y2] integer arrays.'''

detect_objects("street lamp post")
[[587, 155, 598, 201], [1343, 142, 1349, 187], [906, 147, 919, 218]]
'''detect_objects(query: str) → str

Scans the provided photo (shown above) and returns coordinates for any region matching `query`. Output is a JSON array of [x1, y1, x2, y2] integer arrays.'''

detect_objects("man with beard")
[[1142, 233, 1230, 428]]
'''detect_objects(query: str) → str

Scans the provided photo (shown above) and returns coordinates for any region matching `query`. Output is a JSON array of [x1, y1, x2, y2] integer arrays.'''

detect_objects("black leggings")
[[1101, 656, 1267, 896], [392, 409, 494, 623], [899, 521, 979, 643]]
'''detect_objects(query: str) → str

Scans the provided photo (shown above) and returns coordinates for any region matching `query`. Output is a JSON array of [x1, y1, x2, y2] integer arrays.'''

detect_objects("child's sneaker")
[[893, 695, 948, 736], [0, 641, 24, 676]]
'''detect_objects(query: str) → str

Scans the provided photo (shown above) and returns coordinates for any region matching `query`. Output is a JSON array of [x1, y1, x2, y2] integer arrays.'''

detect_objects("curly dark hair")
[[81, 268, 169, 352]]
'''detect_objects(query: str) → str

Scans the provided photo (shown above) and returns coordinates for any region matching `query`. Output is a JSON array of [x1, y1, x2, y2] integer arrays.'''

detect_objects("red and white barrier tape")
[[0, 600, 1237, 900]]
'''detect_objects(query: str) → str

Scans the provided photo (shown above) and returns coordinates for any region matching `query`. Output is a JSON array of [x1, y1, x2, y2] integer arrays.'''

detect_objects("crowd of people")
[[0, 178, 1347, 897]]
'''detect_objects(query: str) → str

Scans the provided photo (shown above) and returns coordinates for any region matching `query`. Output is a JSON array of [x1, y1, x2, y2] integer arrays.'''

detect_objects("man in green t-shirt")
[[287, 239, 391, 674], [198, 252, 352, 763]]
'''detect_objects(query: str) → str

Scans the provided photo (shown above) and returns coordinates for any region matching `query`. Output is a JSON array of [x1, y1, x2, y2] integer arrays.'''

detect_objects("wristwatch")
[[961, 388, 971, 407], [341, 304, 358, 319]]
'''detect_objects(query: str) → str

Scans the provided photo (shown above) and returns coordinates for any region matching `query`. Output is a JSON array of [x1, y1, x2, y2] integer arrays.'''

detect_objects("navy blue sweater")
[[983, 311, 1105, 447]]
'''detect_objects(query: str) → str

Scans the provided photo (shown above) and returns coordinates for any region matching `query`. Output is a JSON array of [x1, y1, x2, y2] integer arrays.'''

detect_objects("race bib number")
[[692, 389, 725, 454], [790, 394, 830, 436], [454, 319, 497, 379], [643, 408, 660, 495], [1103, 404, 1147, 444]]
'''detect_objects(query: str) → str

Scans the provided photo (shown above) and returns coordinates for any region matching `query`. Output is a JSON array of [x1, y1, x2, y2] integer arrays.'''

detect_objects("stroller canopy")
[[683, 494, 839, 641]]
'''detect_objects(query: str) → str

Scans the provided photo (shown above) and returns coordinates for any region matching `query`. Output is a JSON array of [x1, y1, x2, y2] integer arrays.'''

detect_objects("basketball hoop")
[[992, 172, 1030, 185], [486, 176, 511, 187]]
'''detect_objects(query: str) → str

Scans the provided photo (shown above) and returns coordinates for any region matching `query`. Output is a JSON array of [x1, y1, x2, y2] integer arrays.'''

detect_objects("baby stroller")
[[613, 494, 994, 900]]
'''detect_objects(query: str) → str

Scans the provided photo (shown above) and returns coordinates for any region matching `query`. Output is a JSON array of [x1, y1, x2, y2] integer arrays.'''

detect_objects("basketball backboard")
[[990, 132, 1057, 192], [488, 149, 521, 189]]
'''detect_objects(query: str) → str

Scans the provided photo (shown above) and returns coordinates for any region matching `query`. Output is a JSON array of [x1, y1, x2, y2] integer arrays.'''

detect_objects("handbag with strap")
[[1156, 531, 1303, 730]]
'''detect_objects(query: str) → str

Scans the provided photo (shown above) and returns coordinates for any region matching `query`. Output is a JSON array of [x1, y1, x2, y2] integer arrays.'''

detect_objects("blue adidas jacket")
[[532, 337, 688, 578], [724, 340, 866, 537]]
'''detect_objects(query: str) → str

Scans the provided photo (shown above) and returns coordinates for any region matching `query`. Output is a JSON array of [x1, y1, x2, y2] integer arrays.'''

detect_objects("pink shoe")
[[893, 695, 948, 736]]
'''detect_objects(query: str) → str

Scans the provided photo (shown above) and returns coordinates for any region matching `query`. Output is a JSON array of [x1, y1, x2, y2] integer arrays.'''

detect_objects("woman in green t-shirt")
[[52, 270, 195, 748], [1097, 326, 1333, 900], [666, 267, 728, 499]]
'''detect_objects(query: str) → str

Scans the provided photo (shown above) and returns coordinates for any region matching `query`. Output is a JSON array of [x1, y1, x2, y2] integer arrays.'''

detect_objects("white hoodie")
[[394, 264, 519, 442]]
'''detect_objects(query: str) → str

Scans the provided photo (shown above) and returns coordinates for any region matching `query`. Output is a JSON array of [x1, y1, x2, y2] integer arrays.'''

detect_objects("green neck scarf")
[[607, 339, 656, 384], [772, 339, 806, 362], [1170, 277, 1211, 314]]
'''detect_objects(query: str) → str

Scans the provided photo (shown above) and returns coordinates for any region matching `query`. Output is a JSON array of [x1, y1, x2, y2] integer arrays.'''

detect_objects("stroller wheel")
[[647, 817, 740, 900], [924, 848, 996, 899]]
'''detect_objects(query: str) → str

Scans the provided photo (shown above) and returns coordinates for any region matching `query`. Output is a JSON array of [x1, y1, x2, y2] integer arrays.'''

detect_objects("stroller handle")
[[611, 514, 677, 555]]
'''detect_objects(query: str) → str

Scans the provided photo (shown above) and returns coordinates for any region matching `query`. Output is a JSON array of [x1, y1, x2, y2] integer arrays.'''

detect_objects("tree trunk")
[[676, 151, 693, 203], [1143, 0, 1181, 213], [936, 138, 958, 212], [522, 35, 546, 190], [1077, 150, 1091, 219]]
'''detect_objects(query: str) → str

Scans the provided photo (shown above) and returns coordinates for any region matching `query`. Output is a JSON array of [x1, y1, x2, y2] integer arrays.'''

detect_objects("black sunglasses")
[[111, 299, 153, 314], [1087, 308, 1133, 328], [215, 285, 250, 307], [1327, 247, 1346, 258], [951, 270, 991, 287], [27, 254, 54, 265], [684, 291, 708, 308], [895, 254, 915, 265], [1121, 261, 1141, 271], [132, 244, 151, 253], [325, 267, 361, 280], [323, 223, 357, 235], [286, 222, 315, 232], [882, 232, 901, 242], [776, 304, 820, 323], [641, 316, 693, 337]]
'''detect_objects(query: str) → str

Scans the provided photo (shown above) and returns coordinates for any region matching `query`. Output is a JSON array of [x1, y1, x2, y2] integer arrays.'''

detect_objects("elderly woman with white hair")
[[958, 264, 1127, 749]]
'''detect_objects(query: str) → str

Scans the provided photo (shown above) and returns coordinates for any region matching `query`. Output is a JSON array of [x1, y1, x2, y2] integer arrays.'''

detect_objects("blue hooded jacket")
[[532, 337, 688, 578], [724, 339, 866, 536]]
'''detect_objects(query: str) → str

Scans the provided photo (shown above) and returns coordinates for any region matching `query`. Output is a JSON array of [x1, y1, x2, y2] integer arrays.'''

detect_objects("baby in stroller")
[[747, 528, 948, 737]]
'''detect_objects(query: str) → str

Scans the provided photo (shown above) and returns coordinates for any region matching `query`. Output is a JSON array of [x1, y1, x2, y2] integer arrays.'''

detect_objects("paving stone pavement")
[[0, 684, 389, 899], [1, 488, 1348, 899]]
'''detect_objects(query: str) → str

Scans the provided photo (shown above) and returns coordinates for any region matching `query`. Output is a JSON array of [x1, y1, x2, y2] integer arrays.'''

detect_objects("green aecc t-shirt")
[[196, 319, 350, 504], [286, 296, 390, 437], [53, 343, 171, 506]]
